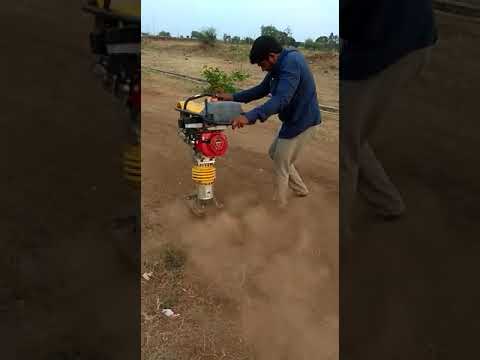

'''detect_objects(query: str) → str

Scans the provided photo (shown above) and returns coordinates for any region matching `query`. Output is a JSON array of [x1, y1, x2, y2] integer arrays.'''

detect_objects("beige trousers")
[[341, 46, 432, 236], [269, 124, 320, 207]]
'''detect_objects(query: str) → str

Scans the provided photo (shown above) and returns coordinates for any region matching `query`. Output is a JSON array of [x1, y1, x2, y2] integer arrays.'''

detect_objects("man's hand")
[[231, 115, 249, 130], [214, 92, 233, 101]]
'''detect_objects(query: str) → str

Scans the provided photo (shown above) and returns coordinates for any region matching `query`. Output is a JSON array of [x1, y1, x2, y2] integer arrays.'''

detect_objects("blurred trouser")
[[269, 124, 320, 207], [340, 46, 432, 238]]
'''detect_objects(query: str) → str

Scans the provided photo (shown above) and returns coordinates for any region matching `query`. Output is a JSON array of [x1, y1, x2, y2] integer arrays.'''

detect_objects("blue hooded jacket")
[[232, 48, 321, 139]]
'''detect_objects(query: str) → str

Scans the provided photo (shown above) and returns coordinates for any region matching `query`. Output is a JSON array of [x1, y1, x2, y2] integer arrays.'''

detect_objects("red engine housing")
[[195, 131, 228, 158]]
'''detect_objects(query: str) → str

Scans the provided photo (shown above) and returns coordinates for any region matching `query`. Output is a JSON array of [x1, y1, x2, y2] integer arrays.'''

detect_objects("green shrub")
[[201, 66, 249, 93], [199, 27, 217, 46]]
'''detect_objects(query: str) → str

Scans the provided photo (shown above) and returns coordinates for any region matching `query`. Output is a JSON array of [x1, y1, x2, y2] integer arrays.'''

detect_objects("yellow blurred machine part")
[[176, 100, 205, 114], [192, 164, 216, 185], [123, 144, 140, 187], [95, 0, 140, 17]]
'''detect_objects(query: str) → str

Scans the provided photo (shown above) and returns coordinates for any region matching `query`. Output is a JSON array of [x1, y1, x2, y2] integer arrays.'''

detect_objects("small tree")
[[313, 34, 340, 51], [260, 25, 296, 46], [231, 36, 241, 44], [304, 38, 316, 50], [191, 30, 202, 39], [316, 36, 329, 44], [243, 37, 254, 44], [198, 27, 217, 46], [261, 25, 280, 38], [201, 66, 249, 93], [282, 27, 295, 46], [158, 31, 171, 37], [284, 36, 296, 47], [223, 33, 232, 43]]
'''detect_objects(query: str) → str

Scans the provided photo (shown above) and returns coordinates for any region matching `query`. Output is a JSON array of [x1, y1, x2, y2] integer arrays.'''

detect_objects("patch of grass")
[[157, 273, 183, 308], [161, 243, 187, 271], [142, 255, 185, 311], [227, 44, 250, 62]]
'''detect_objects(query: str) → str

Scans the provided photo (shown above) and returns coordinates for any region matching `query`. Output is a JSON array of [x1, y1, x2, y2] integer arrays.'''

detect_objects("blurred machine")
[[82, 1, 141, 268], [82, 0, 141, 186]]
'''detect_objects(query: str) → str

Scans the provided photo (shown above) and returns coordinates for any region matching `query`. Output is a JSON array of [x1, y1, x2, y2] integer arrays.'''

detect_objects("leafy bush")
[[304, 38, 316, 49], [201, 66, 249, 93], [304, 33, 340, 51], [191, 30, 202, 39], [198, 27, 217, 46]]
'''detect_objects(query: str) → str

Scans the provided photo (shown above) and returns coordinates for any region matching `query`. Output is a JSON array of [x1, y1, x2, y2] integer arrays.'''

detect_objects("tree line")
[[145, 25, 339, 51]]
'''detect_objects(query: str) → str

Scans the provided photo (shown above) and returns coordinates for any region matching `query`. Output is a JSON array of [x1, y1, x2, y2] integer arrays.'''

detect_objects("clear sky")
[[141, 0, 338, 42]]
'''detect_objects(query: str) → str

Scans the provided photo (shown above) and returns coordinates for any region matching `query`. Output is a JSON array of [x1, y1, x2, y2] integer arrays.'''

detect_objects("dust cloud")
[[157, 192, 338, 359]]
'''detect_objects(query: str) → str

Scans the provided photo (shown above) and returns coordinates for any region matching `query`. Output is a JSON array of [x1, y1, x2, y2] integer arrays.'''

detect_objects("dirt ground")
[[343, 11, 480, 360], [141, 41, 339, 358]]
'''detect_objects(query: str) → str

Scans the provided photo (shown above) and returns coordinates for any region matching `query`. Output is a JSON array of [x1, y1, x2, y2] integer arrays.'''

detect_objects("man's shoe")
[[293, 191, 309, 198]]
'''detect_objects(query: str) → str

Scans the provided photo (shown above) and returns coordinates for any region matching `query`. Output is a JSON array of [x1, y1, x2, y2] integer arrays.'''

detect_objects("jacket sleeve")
[[232, 74, 271, 103], [243, 56, 301, 124]]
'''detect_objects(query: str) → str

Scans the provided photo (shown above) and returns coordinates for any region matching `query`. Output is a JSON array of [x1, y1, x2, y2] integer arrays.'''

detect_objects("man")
[[340, 0, 437, 236], [215, 36, 321, 208]]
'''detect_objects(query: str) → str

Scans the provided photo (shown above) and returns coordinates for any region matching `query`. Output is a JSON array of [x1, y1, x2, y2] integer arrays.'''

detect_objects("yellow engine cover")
[[96, 0, 140, 18], [176, 100, 205, 114]]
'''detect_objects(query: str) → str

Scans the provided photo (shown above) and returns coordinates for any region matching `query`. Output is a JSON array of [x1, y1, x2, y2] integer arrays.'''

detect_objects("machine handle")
[[183, 93, 212, 110]]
